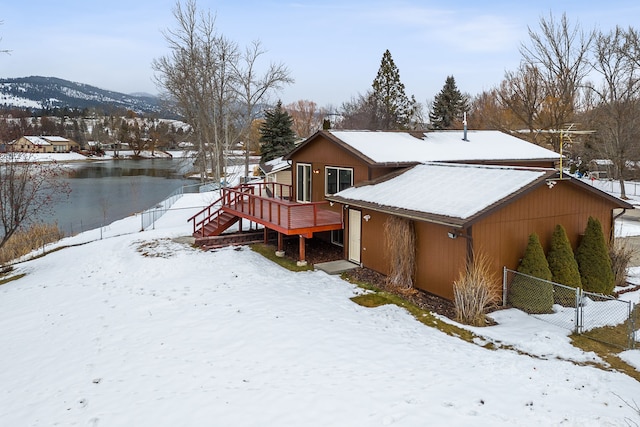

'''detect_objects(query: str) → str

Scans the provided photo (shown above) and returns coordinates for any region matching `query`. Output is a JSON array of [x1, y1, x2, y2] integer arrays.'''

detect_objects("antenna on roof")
[[462, 112, 468, 141]]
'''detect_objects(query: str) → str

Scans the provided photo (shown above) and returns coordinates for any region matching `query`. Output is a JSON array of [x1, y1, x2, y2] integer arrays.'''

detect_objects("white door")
[[348, 209, 361, 264]]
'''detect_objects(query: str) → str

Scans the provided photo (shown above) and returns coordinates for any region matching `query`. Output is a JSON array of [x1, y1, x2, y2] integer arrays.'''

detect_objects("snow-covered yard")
[[1, 192, 640, 426]]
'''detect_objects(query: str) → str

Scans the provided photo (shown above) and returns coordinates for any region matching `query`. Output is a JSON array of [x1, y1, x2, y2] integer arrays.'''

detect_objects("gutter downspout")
[[612, 208, 627, 241]]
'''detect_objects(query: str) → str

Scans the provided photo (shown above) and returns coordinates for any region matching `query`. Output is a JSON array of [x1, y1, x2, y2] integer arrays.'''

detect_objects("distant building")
[[8, 136, 80, 153]]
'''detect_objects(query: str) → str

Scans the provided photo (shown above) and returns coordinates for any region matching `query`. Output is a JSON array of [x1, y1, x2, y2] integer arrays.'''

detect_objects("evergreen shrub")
[[547, 224, 581, 306], [575, 217, 615, 295], [508, 233, 554, 314]]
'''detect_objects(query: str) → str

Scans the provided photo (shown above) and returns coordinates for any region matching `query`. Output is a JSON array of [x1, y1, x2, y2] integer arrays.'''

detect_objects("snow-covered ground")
[[1, 192, 640, 426]]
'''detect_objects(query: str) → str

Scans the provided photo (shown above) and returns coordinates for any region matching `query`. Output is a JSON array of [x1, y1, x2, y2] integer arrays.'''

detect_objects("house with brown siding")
[[327, 162, 630, 300], [284, 130, 631, 300], [191, 129, 631, 301]]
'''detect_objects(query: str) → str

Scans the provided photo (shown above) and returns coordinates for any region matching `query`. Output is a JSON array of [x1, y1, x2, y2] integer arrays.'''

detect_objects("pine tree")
[[429, 76, 469, 130], [508, 233, 554, 313], [547, 224, 582, 288], [575, 217, 615, 294], [547, 224, 582, 306], [259, 100, 296, 162], [370, 49, 418, 130]]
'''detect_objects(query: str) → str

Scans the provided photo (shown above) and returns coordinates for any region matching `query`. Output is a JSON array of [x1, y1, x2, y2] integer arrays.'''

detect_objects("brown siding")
[[414, 221, 467, 300], [290, 135, 406, 202], [359, 209, 391, 275], [473, 180, 618, 284], [357, 180, 620, 302], [291, 136, 371, 203], [358, 209, 467, 300]]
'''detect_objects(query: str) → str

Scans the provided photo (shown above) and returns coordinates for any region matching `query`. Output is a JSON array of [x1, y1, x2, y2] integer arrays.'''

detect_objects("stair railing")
[[187, 194, 224, 237]]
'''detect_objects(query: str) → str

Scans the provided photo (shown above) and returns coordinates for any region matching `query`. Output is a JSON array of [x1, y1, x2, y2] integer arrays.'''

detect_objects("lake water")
[[50, 158, 198, 236]]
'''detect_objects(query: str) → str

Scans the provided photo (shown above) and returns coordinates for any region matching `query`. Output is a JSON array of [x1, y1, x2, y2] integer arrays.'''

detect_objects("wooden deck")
[[188, 182, 343, 239], [222, 185, 343, 237]]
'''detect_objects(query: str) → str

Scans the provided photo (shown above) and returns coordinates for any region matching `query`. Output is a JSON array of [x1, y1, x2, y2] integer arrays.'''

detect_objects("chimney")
[[462, 112, 468, 141]]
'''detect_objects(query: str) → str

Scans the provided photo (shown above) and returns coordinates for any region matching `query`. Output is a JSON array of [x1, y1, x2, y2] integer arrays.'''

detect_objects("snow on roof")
[[41, 136, 70, 142], [328, 130, 560, 163], [333, 162, 550, 220], [261, 156, 290, 174], [22, 136, 52, 146]]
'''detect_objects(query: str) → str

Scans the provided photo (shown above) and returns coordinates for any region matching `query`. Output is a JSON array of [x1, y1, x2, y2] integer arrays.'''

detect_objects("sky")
[[1, 181, 640, 425], [2, 1, 640, 108]]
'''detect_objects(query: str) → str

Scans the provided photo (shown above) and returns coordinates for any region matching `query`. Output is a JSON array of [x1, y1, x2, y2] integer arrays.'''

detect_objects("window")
[[331, 229, 344, 247], [325, 166, 353, 195], [297, 163, 311, 202]]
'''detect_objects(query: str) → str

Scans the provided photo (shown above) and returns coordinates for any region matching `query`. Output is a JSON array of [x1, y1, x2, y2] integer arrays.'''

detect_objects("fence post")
[[502, 267, 508, 307], [629, 302, 635, 349], [575, 287, 583, 334]]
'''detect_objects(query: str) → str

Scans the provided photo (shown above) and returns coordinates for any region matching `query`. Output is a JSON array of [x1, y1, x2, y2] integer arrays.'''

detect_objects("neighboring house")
[[191, 129, 631, 302], [9, 136, 80, 153], [588, 159, 614, 179], [259, 156, 292, 199]]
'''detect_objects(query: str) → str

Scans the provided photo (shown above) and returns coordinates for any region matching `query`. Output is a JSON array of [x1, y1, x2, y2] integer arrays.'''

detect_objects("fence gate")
[[503, 268, 636, 350]]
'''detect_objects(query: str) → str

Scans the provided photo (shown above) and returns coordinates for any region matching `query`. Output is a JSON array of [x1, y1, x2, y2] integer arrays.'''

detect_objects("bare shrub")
[[0, 223, 64, 265], [383, 216, 416, 290], [453, 252, 501, 326], [610, 237, 636, 291]]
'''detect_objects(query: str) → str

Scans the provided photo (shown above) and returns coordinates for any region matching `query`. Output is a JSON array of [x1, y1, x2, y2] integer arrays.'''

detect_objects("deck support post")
[[238, 218, 243, 233], [263, 228, 269, 244], [297, 234, 307, 267], [276, 232, 285, 257]]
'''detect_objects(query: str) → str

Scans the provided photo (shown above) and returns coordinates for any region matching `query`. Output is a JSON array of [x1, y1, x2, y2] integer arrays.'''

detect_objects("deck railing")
[[238, 182, 293, 201], [188, 182, 340, 236], [187, 194, 225, 237], [222, 185, 334, 231]]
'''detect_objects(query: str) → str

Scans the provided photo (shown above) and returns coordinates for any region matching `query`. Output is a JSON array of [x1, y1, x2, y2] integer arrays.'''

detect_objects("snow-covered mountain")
[[0, 76, 170, 115]]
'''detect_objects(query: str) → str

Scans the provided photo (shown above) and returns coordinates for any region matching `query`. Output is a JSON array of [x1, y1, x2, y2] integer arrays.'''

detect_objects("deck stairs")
[[196, 209, 239, 237]]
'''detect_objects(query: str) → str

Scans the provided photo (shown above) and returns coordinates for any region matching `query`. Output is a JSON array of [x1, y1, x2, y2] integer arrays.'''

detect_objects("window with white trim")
[[325, 166, 353, 195], [296, 163, 311, 202], [331, 229, 344, 247]]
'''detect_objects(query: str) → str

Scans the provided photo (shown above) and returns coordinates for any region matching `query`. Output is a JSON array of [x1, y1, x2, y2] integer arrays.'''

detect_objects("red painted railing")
[[187, 194, 224, 237], [189, 182, 341, 236]]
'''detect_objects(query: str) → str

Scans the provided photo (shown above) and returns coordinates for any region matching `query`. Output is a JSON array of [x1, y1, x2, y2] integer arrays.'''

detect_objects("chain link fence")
[[140, 182, 211, 231], [503, 268, 637, 350]]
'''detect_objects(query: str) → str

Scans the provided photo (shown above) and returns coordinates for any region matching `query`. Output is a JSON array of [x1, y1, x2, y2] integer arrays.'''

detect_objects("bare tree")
[[335, 92, 378, 130], [154, 2, 292, 184], [520, 12, 594, 150], [585, 26, 640, 199], [128, 120, 149, 157], [153, 0, 228, 183], [497, 64, 545, 143], [285, 99, 325, 139], [231, 40, 293, 180], [0, 152, 70, 251], [467, 89, 510, 131]]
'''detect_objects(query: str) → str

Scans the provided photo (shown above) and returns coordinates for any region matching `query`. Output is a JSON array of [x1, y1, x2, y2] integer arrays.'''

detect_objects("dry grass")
[[453, 252, 501, 326], [383, 216, 416, 290], [610, 237, 635, 290], [0, 223, 64, 265]]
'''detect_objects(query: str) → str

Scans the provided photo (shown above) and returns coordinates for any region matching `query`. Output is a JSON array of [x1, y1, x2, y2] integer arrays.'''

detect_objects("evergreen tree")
[[337, 50, 419, 130], [547, 224, 582, 306], [370, 49, 418, 130], [259, 100, 296, 162], [429, 76, 469, 130], [508, 233, 554, 313], [547, 224, 582, 288], [575, 217, 615, 294]]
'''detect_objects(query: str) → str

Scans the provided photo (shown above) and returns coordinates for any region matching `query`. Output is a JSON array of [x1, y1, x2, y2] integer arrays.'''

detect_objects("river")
[[50, 157, 198, 236]]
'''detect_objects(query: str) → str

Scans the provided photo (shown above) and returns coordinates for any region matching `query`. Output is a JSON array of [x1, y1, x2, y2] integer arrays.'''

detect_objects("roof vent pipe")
[[462, 112, 468, 141]]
